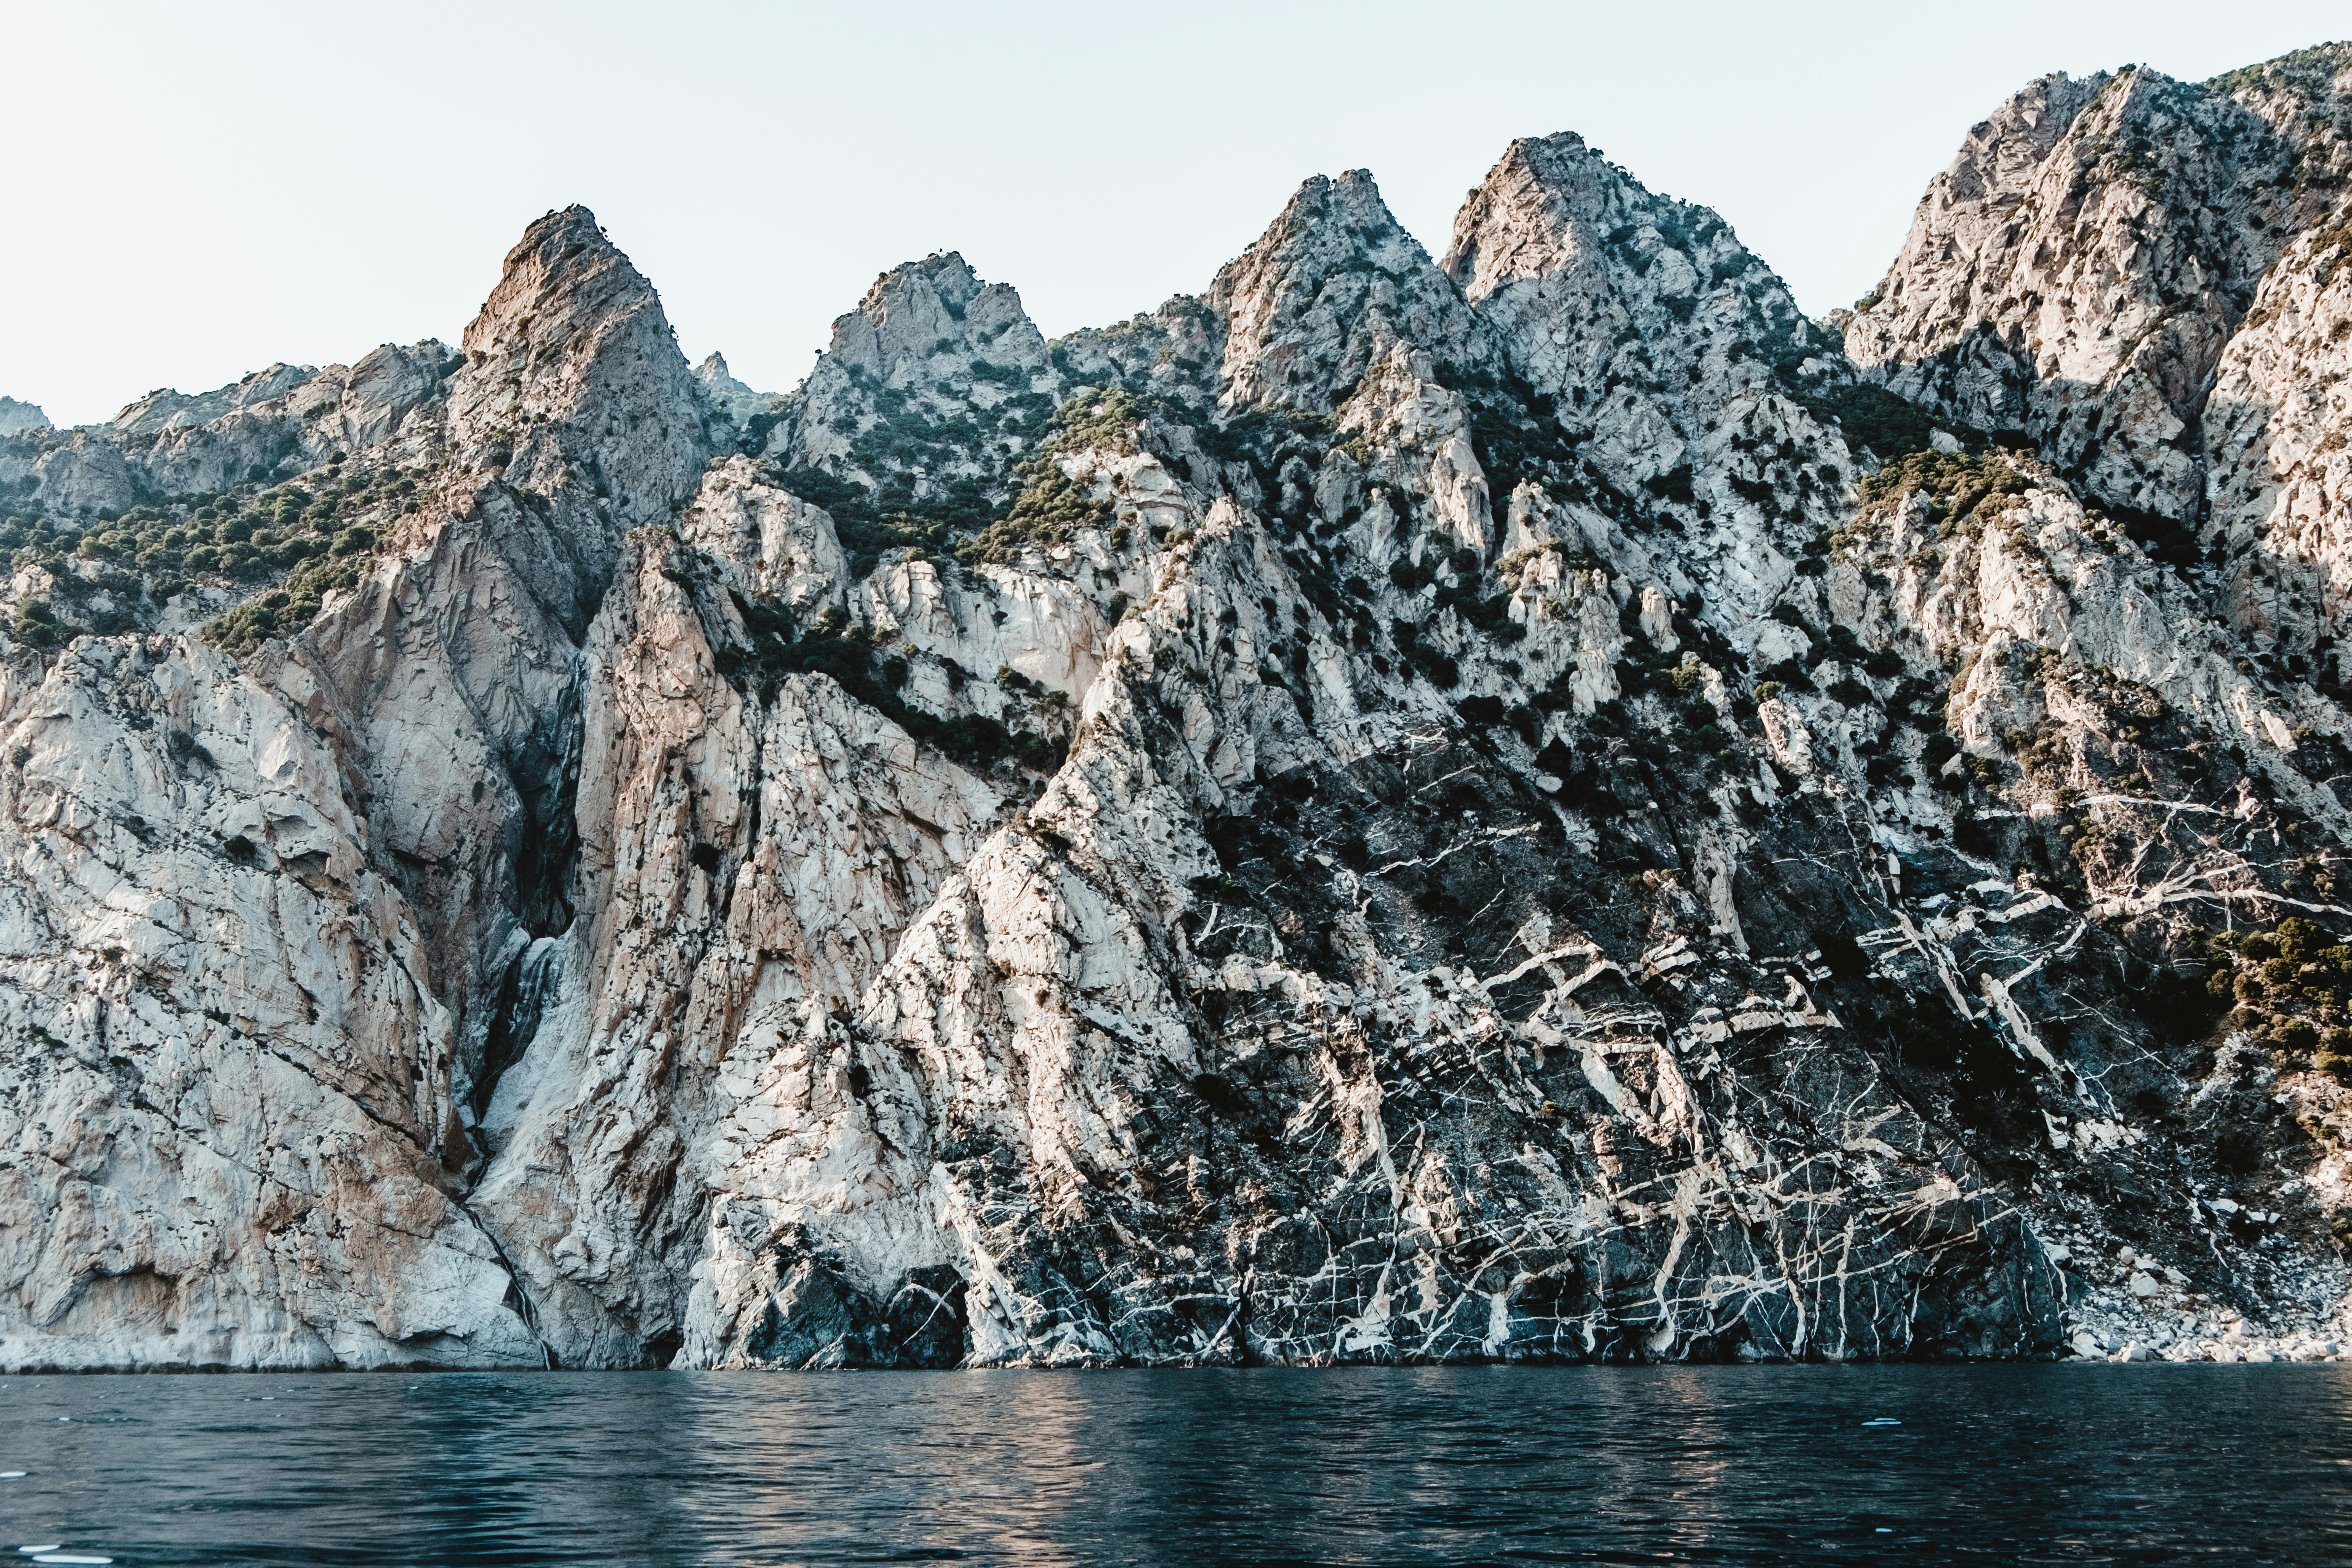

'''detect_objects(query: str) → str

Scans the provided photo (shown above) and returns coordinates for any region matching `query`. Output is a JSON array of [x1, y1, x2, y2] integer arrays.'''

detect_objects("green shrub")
[[12, 597, 60, 649], [205, 551, 368, 656], [2276, 916, 2323, 961], [1858, 450, 2030, 513], [1791, 382, 1956, 461], [955, 389, 1154, 566], [166, 728, 216, 770], [960, 456, 1109, 564], [4, 460, 422, 662]]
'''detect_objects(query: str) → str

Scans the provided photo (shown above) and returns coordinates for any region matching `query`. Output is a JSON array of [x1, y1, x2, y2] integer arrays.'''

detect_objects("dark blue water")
[[3, 1366, 2349, 1565]]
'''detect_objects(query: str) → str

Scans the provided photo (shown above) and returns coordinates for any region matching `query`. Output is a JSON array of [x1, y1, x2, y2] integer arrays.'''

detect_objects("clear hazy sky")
[[4, 0, 2343, 426]]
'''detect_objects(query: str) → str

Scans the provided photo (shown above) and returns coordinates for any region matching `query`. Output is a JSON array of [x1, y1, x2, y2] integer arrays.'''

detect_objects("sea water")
[[3, 1364, 2349, 1564]]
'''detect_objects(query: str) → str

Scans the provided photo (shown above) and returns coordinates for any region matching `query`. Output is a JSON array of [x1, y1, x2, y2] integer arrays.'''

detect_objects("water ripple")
[[0, 1365, 2347, 1565]]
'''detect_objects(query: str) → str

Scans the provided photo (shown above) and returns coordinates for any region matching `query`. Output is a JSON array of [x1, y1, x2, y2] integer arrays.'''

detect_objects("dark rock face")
[[9, 47, 2352, 1374]]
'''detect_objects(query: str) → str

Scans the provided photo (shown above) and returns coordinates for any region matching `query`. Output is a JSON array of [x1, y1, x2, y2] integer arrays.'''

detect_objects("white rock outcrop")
[[8, 47, 2352, 1371]]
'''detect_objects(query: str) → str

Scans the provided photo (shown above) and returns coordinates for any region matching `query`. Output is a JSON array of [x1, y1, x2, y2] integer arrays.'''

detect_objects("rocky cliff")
[[6, 44, 2352, 1370]]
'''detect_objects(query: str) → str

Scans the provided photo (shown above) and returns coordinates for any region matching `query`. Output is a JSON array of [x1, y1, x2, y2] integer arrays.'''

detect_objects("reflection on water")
[[2, 1365, 2349, 1565]]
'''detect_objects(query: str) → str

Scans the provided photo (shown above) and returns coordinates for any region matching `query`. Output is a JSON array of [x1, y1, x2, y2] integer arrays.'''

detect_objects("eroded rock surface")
[[1845, 47, 2352, 585], [10, 45, 2352, 1370]]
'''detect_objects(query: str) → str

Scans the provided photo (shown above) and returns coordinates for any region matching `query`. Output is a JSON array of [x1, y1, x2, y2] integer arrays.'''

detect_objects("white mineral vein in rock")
[[7, 48, 2352, 1370]]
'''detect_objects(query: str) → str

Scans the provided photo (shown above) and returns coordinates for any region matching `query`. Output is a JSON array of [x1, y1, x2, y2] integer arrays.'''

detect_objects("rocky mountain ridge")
[[4, 41, 2352, 1369]]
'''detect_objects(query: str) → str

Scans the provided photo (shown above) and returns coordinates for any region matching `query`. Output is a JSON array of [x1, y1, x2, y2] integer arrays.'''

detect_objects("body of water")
[[2, 1365, 2348, 1565]]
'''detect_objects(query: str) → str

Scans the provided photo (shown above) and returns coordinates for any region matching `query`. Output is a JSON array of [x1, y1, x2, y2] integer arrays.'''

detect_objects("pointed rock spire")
[[449, 205, 710, 533], [1207, 170, 1491, 413], [1443, 132, 1805, 412], [771, 252, 1058, 499], [695, 351, 781, 427], [696, 350, 742, 395]]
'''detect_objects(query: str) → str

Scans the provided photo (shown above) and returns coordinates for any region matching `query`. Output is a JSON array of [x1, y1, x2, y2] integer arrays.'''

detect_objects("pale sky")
[[3, 0, 2343, 426]]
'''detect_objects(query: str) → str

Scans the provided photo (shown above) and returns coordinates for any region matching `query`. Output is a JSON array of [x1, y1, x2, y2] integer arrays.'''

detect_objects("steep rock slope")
[[9, 45, 2352, 1371], [468, 533, 1009, 1364], [455, 164, 2072, 1367], [0, 628, 538, 1368], [0, 206, 711, 1368], [2202, 204, 2352, 667], [1844, 46, 2352, 563]]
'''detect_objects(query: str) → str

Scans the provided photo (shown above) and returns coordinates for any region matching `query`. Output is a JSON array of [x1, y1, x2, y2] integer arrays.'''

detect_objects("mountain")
[[3, 44, 2352, 1370], [693, 352, 783, 429]]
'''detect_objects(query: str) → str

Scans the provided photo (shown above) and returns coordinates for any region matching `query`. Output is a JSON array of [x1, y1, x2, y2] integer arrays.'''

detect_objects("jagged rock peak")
[[1843, 49, 2352, 524], [1442, 131, 1806, 400], [0, 340, 459, 518], [104, 351, 456, 448], [768, 252, 1057, 496], [825, 252, 1051, 389], [1208, 169, 1491, 413], [1445, 131, 1616, 297], [695, 351, 781, 426], [0, 396, 50, 435], [1430, 127, 1845, 592], [1445, 132, 1787, 312], [108, 363, 324, 436], [449, 204, 709, 530], [460, 205, 660, 368]]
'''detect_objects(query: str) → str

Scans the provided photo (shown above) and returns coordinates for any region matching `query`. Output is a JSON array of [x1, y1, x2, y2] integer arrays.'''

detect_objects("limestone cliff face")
[[1845, 47, 2352, 549], [0, 400, 49, 438], [9, 45, 2352, 1372], [0, 578, 536, 1370], [2203, 207, 2352, 666], [769, 253, 1061, 502], [1444, 131, 1851, 642]]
